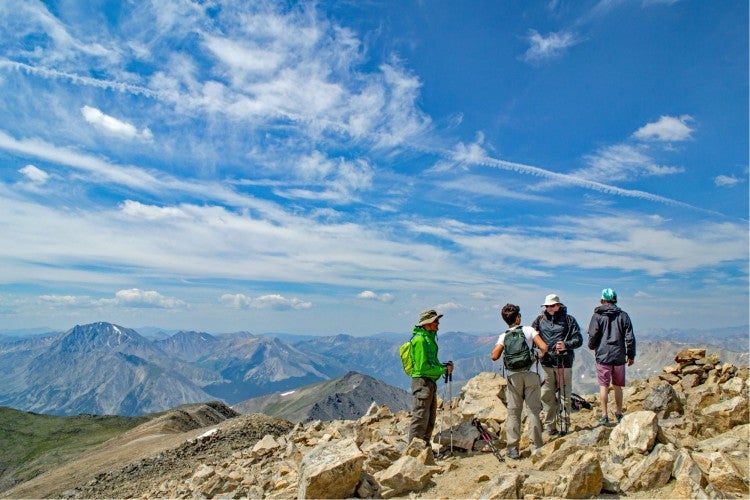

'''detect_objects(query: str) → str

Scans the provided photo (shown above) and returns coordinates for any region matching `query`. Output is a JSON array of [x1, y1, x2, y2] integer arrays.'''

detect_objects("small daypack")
[[571, 393, 592, 410], [399, 332, 425, 376], [503, 326, 534, 371]]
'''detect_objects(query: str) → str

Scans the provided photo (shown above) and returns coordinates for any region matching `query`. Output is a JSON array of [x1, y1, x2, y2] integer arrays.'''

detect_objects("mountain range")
[[0, 321, 746, 416]]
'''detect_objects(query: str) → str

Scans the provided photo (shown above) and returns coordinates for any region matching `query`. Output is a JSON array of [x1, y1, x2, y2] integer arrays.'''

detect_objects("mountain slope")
[[0, 401, 244, 499], [0, 323, 218, 416], [0, 406, 149, 493], [233, 371, 411, 422]]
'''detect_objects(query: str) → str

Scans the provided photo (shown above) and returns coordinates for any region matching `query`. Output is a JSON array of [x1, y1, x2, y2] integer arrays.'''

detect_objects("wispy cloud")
[[522, 29, 581, 63], [715, 175, 742, 187]]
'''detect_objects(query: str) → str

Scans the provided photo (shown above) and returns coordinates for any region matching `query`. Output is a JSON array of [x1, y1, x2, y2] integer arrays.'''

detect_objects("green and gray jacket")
[[409, 326, 446, 381]]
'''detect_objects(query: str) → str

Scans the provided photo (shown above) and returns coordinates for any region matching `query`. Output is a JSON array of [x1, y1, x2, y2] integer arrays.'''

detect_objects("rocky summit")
[[6, 349, 748, 499]]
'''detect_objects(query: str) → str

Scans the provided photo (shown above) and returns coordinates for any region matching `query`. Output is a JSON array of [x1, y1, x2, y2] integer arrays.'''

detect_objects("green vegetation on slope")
[[0, 406, 149, 492]]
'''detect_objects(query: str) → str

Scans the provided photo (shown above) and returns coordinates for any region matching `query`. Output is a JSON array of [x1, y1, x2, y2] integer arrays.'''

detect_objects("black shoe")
[[615, 413, 624, 423], [598, 415, 609, 426]]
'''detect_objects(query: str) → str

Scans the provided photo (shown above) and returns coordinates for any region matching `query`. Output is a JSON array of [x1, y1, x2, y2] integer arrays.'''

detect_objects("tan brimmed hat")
[[417, 309, 443, 326], [541, 294, 561, 306]]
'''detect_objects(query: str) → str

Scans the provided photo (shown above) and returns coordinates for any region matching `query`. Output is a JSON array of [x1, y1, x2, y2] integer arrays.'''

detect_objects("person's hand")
[[555, 341, 566, 353], [627, 358, 634, 366]]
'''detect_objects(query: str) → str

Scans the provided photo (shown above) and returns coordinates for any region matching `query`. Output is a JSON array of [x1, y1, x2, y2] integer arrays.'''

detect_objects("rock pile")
[[93, 350, 750, 498]]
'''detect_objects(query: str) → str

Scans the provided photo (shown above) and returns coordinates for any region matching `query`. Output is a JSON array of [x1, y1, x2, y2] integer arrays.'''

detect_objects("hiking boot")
[[507, 447, 521, 460], [615, 413, 624, 423], [598, 415, 609, 426]]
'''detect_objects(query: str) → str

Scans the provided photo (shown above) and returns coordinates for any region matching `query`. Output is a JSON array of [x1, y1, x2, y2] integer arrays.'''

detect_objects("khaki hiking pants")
[[505, 370, 543, 451], [409, 377, 437, 444], [541, 365, 573, 431]]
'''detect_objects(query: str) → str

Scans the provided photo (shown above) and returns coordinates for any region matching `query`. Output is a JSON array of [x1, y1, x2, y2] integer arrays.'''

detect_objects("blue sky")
[[0, 0, 747, 336]]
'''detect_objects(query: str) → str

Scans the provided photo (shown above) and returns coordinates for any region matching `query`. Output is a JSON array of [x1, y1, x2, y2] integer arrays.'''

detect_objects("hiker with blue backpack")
[[406, 309, 454, 445], [531, 293, 583, 436], [491, 304, 548, 460]]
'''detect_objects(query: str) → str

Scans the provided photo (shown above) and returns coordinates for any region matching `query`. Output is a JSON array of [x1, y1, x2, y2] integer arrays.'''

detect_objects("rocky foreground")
[[62, 348, 749, 498]]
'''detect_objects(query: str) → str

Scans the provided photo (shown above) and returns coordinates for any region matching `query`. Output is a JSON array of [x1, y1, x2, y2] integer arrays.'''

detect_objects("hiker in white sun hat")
[[532, 293, 583, 437]]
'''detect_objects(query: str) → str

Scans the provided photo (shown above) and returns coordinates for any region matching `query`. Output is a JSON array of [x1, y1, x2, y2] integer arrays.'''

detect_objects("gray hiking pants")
[[505, 370, 543, 451], [409, 377, 438, 444], [541, 365, 573, 430]]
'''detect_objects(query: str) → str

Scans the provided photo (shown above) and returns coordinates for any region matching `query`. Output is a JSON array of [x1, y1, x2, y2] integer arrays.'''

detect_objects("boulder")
[[297, 438, 366, 499], [621, 443, 676, 492], [476, 472, 525, 499], [642, 381, 683, 418], [373, 440, 442, 498], [701, 396, 749, 434], [609, 411, 658, 459]]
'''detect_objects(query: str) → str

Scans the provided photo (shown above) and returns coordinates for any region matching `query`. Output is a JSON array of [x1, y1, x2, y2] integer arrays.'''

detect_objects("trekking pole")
[[448, 368, 453, 454], [557, 353, 568, 435], [437, 374, 446, 457], [472, 418, 504, 463]]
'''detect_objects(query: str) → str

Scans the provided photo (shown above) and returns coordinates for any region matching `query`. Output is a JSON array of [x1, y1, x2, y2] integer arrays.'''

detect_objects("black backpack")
[[503, 326, 534, 371]]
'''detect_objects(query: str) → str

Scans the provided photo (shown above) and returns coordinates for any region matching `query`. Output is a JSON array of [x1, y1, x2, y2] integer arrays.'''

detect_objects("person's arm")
[[587, 314, 602, 350], [565, 315, 583, 350], [623, 313, 636, 365], [491, 334, 504, 361], [491, 343, 504, 361], [532, 330, 548, 357]]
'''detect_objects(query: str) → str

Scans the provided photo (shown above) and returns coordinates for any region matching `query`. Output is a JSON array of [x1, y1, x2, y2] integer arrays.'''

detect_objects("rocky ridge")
[[57, 348, 749, 499]]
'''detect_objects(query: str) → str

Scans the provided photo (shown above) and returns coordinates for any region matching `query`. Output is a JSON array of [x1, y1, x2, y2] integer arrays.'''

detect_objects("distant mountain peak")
[[57, 322, 146, 353]]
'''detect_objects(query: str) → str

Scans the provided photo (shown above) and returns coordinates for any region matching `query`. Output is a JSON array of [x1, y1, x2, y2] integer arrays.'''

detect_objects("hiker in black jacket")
[[532, 294, 582, 436], [587, 288, 636, 425]]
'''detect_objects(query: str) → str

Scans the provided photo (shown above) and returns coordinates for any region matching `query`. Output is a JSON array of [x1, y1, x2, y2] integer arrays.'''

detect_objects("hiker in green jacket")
[[408, 309, 454, 445]]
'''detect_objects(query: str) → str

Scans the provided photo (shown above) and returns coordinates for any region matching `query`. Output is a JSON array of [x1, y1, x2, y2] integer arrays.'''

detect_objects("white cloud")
[[39, 289, 185, 309], [81, 105, 153, 141], [714, 175, 741, 187], [19, 164, 49, 184], [220, 293, 312, 310], [357, 290, 394, 302], [110, 288, 185, 309], [633, 115, 694, 142], [522, 30, 581, 63]]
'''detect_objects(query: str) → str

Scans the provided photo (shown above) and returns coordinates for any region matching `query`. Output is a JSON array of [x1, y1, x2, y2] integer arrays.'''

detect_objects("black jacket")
[[587, 303, 636, 365], [531, 305, 582, 368]]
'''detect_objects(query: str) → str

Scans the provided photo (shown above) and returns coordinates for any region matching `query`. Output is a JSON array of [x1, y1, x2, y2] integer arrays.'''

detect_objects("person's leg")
[[540, 365, 557, 432], [523, 371, 544, 450], [595, 363, 613, 422], [599, 385, 609, 417], [425, 380, 438, 440], [409, 377, 432, 443], [612, 364, 626, 419], [505, 373, 523, 456], [613, 386, 623, 415]]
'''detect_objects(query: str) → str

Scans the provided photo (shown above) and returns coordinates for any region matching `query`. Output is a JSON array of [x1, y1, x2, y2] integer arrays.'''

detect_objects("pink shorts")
[[596, 363, 626, 387]]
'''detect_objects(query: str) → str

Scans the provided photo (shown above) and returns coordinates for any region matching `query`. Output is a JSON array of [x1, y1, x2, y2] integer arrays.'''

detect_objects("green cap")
[[601, 288, 617, 302]]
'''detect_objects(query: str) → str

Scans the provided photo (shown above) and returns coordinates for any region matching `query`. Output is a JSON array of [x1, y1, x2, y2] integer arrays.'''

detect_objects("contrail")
[[472, 155, 721, 216], [0, 59, 160, 99]]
